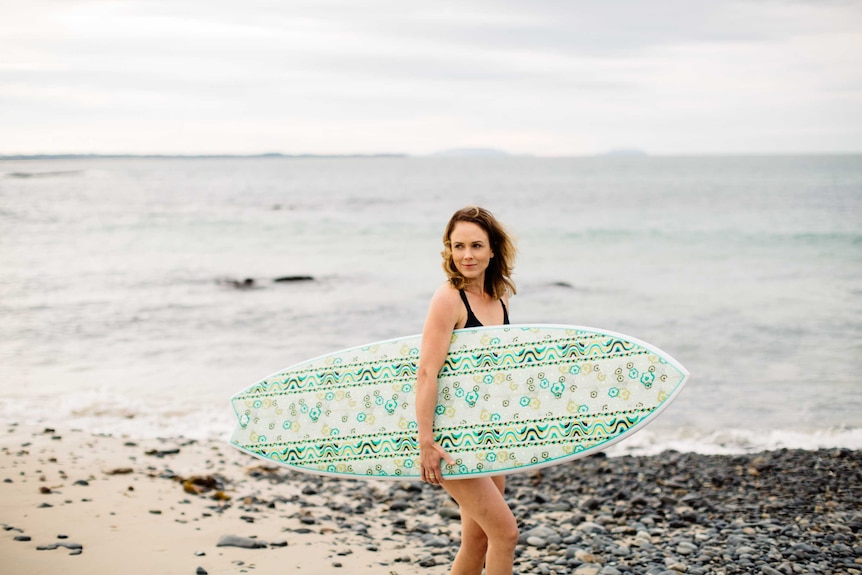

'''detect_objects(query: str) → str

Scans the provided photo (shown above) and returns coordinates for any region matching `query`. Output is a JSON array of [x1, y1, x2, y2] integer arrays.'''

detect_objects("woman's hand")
[[420, 440, 455, 485]]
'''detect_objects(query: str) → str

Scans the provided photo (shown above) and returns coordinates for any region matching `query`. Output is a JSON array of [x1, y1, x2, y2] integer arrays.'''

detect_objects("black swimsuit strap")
[[459, 289, 482, 328], [459, 289, 510, 328]]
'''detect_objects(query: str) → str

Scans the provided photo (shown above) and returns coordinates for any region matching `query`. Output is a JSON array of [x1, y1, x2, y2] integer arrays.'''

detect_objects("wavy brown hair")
[[441, 206, 517, 299]]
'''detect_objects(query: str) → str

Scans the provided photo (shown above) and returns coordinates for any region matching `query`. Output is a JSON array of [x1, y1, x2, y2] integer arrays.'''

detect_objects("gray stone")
[[423, 535, 449, 547], [521, 525, 558, 540], [216, 535, 267, 549], [576, 521, 607, 534], [36, 542, 83, 551]]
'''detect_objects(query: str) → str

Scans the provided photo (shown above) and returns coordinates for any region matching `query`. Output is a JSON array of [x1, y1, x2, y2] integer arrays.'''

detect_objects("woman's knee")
[[498, 522, 519, 550]]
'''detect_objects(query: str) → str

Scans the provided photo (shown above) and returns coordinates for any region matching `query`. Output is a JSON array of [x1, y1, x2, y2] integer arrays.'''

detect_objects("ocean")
[[1, 155, 860, 455]]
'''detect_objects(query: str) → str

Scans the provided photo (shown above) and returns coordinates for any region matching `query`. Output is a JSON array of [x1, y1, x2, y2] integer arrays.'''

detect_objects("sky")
[[2, 0, 861, 156]]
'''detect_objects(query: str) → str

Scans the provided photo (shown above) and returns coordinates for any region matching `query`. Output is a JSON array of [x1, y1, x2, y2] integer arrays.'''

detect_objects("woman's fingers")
[[421, 442, 454, 484], [435, 443, 455, 466]]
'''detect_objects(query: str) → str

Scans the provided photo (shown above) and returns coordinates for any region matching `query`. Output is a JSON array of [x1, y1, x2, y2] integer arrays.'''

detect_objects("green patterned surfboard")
[[229, 324, 689, 480]]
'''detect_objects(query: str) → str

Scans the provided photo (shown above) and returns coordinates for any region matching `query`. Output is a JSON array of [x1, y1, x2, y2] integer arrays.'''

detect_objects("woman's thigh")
[[442, 476, 515, 540]]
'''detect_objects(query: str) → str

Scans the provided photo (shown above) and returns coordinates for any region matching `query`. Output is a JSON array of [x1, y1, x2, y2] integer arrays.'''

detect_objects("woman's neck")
[[463, 279, 487, 298]]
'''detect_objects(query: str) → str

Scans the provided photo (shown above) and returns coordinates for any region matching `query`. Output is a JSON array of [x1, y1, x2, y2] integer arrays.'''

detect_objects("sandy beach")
[[0, 424, 454, 575], [2, 423, 859, 575]]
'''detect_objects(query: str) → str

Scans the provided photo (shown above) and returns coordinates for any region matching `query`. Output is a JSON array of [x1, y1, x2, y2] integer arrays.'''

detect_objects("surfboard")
[[229, 324, 688, 480]]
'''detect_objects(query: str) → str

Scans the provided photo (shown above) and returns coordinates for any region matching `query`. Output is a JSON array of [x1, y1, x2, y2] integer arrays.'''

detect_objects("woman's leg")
[[443, 475, 517, 575]]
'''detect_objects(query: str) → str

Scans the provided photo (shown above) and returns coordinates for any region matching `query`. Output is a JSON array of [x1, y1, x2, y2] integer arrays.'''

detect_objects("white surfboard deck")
[[230, 324, 689, 480]]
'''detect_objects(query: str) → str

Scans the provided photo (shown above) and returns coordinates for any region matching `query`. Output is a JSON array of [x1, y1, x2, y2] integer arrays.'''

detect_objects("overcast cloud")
[[2, 0, 861, 155]]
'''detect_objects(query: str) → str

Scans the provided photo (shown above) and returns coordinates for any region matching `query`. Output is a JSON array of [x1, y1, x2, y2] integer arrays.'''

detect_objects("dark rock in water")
[[274, 275, 314, 283], [216, 535, 267, 549], [14, 535, 31, 542], [269, 540, 288, 547], [550, 281, 574, 288], [217, 277, 257, 290], [196, 567, 208, 575]]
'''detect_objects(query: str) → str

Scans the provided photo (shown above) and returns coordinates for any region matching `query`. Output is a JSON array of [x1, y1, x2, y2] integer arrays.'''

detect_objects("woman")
[[415, 206, 520, 575]]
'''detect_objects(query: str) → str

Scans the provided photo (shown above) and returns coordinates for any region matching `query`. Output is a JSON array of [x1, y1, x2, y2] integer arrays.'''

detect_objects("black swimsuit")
[[459, 289, 510, 328]]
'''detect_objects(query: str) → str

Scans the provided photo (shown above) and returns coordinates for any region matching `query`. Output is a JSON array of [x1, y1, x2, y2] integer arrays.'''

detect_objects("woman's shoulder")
[[430, 282, 462, 304], [425, 282, 466, 329]]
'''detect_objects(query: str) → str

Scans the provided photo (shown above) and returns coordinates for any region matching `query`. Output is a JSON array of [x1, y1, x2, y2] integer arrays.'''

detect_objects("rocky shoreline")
[[505, 448, 860, 575], [1, 425, 859, 574]]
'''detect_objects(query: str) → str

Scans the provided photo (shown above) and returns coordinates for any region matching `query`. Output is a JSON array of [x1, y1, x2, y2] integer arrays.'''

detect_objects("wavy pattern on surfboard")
[[235, 331, 649, 399]]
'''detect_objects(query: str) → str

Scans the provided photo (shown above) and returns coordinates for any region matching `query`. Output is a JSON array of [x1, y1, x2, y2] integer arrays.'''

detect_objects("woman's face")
[[449, 221, 493, 284]]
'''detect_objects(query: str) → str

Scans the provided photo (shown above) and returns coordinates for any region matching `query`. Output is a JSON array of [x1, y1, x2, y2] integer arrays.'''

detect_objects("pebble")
[[37, 542, 84, 552], [216, 535, 267, 549]]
